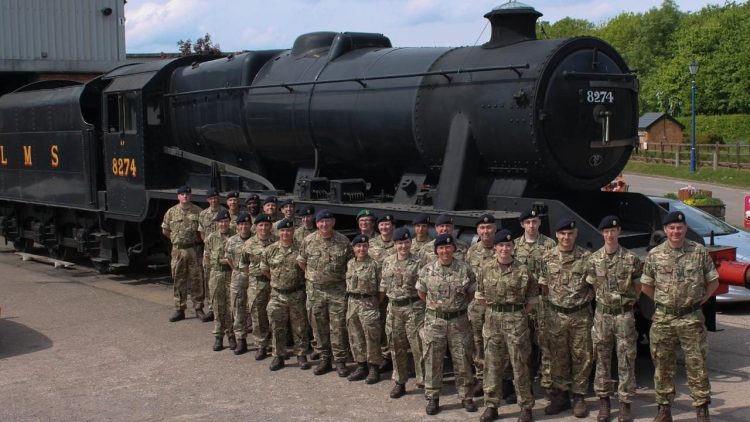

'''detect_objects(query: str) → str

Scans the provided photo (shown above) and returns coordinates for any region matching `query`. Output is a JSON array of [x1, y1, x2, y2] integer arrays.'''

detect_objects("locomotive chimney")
[[483, 1, 543, 48]]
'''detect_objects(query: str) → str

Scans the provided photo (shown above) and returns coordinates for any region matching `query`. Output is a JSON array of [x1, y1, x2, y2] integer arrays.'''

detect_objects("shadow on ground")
[[0, 317, 53, 359]]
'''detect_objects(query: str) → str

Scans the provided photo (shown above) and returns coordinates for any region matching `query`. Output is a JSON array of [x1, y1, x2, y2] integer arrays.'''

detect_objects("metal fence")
[[632, 143, 750, 169]]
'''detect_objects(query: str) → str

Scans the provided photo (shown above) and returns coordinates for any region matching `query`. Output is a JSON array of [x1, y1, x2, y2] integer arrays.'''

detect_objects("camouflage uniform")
[[514, 234, 557, 388], [477, 259, 537, 410], [641, 239, 718, 407], [346, 256, 383, 365], [538, 245, 594, 395], [369, 235, 395, 362], [228, 210, 240, 232], [297, 231, 353, 363], [465, 242, 495, 382], [410, 238, 430, 256], [586, 246, 642, 403], [263, 240, 309, 358], [294, 225, 316, 247], [199, 205, 226, 313], [380, 253, 425, 385], [369, 236, 396, 263], [417, 259, 476, 400], [226, 233, 251, 340], [204, 227, 235, 338], [240, 234, 276, 351], [161, 203, 204, 312], [419, 238, 469, 266]]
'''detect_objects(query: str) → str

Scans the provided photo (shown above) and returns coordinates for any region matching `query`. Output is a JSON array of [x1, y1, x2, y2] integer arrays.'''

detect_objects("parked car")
[[648, 196, 750, 303]]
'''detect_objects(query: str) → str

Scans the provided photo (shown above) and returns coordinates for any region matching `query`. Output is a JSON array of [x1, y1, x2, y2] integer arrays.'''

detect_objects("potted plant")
[[663, 192, 726, 220]]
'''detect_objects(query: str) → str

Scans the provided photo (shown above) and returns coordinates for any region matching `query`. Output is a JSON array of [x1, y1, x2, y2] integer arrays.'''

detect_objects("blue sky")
[[124, 0, 725, 53]]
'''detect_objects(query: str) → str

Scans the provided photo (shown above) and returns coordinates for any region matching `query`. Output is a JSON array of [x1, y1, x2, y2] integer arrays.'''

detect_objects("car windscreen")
[[667, 201, 739, 236]]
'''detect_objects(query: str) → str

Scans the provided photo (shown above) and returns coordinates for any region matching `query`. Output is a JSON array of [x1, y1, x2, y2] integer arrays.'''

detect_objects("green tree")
[[538, 17, 595, 38], [177, 33, 222, 56]]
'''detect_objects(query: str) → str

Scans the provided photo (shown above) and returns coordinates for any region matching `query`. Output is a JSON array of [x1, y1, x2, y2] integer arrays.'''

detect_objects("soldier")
[[379, 227, 425, 399], [538, 218, 594, 418], [294, 205, 316, 246], [369, 214, 396, 262], [226, 191, 241, 231], [263, 196, 279, 221], [245, 194, 261, 221], [357, 209, 377, 238], [161, 185, 205, 322], [477, 230, 537, 422], [198, 187, 225, 323], [514, 208, 556, 398], [226, 212, 253, 355], [240, 213, 277, 360], [465, 213, 497, 397], [345, 234, 383, 384], [410, 213, 432, 255], [417, 233, 477, 415], [419, 214, 469, 265], [203, 209, 236, 351], [641, 211, 719, 422], [297, 209, 354, 377], [279, 198, 295, 221], [585, 215, 642, 422], [262, 218, 310, 371]]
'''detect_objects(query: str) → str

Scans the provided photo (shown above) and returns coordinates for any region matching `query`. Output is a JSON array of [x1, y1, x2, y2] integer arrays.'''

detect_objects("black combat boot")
[[365, 363, 380, 384], [297, 355, 311, 370], [255, 345, 268, 361], [462, 398, 478, 412], [545, 389, 571, 415], [503, 379, 517, 404], [201, 310, 214, 322], [389, 383, 405, 398], [269, 356, 284, 371], [213, 336, 223, 352], [335, 361, 350, 377], [652, 404, 673, 422], [479, 406, 498, 422], [573, 394, 588, 418], [517, 408, 533, 422], [313, 358, 331, 375], [425, 397, 440, 415], [227, 335, 237, 351], [474, 378, 484, 397], [378, 358, 393, 373], [169, 309, 185, 322], [234, 338, 248, 355], [696, 404, 711, 422], [347, 363, 367, 381], [618, 401, 632, 422], [597, 396, 610, 422], [195, 309, 207, 320]]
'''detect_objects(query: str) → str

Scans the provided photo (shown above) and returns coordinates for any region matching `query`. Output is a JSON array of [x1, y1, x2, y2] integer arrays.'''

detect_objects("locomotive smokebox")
[[483, 1, 543, 48]]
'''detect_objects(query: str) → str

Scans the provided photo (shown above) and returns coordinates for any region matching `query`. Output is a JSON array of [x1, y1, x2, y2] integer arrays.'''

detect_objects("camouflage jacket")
[[641, 239, 718, 311], [297, 230, 353, 285], [369, 236, 396, 263], [539, 245, 593, 308], [203, 229, 234, 270], [417, 259, 476, 312], [419, 237, 469, 267], [240, 235, 277, 277], [410, 237, 431, 255], [198, 205, 226, 240], [294, 226, 316, 246], [262, 241, 305, 290], [466, 242, 495, 274], [476, 259, 537, 305], [346, 256, 381, 295], [228, 210, 240, 232], [379, 253, 421, 300], [513, 234, 556, 281], [161, 203, 202, 246], [586, 246, 642, 307], [224, 233, 252, 271]]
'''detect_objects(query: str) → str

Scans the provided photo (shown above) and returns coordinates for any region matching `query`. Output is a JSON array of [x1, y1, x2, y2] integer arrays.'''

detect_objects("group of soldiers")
[[161, 186, 718, 422]]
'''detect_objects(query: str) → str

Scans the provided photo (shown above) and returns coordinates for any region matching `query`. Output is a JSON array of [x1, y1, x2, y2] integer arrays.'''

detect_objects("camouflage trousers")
[[483, 309, 534, 410], [531, 298, 551, 388], [380, 299, 390, 361], [650, 312, 711, 407], [547, 306, 593, 394], [307, 282, 349, 363], [210, 268, 233, 338], [305, 282, 317, 351], [203, 265, 212, 313], [387, 299, 425, 385], [592, 309, 637, 402], [422, 312, 475, 400], [468, 299, 486, 380], [347, 296, 383, 365], [170, 247, 204, 311], [230, 272, 249, 339], [267, 288, 309, 357], [248, 276, 271, 350]]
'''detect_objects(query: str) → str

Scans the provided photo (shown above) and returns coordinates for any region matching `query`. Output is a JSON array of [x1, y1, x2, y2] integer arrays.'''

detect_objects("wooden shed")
[[638, 112, 685, 150]]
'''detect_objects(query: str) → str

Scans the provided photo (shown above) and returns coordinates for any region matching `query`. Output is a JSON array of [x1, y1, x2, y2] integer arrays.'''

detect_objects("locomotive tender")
[[0, 1, 747, 304]]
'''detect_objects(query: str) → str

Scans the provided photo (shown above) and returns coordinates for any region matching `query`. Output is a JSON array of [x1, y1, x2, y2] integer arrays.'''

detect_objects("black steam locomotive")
[[0, 2, 663, 271]]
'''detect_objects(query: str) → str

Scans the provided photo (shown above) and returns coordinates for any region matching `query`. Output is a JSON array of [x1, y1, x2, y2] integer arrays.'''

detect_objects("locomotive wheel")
[[13, 238, 34, 253]]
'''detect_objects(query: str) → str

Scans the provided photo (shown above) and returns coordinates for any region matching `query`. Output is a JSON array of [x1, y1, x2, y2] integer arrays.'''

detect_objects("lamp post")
[[689, 59, 699, 173]]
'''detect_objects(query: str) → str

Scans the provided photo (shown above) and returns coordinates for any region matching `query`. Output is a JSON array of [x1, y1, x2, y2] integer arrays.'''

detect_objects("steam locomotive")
[[0, 2, 746, 307]]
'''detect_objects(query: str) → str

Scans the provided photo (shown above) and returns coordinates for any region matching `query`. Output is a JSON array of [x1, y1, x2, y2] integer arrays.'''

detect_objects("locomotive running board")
[[16, 252, 75, 269], [162, 146, 276, 190]]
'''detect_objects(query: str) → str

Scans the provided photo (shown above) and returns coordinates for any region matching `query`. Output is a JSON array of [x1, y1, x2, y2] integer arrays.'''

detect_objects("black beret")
[[435, 214, 453, 226], [351, 234, 369, 246], [377, 214, 395, 224], [662, 211, 686, 226], [476, 213, 496, 226], [412, 213, 430, 225], [519, 208, 539, 221], [206, 187, 219, 197], [276, 218, 294, 230], [598, 215, 621, 230], [280, 198, 294, 207], [236, 211, 251, 223], [356, 209, 374, 220], [297, 204, 315, 216], [494, 229, 514, 245], [393, 227, 411, 241], [263, 196, 277, 205], [315, 209, 334, 222], [177, 185, 191, 194], [554, 218, 577, 232], [245, 194, 260, 204], [434, 233, 456, 250], [213, 208, 230, 221], [253, 213, 272, 225], [227, 191, 240, 199]]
